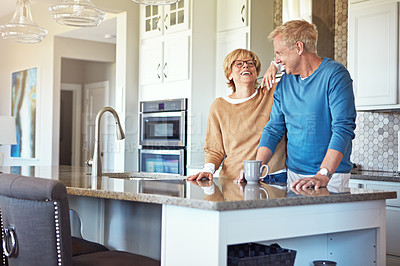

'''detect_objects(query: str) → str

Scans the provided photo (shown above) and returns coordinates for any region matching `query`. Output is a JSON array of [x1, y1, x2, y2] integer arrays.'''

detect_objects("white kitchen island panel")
[[162, 200, 385, 266]]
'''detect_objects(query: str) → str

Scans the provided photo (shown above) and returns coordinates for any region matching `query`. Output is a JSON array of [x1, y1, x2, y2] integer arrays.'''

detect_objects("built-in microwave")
[[139, 98, 187, 147], [138, 148, 185, 175]]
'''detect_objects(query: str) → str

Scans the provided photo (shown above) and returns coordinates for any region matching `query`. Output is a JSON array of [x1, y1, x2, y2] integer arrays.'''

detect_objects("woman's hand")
[[261, 62, 278, 90], [233, 169, 246, 183], [186, 172, 214, 181]]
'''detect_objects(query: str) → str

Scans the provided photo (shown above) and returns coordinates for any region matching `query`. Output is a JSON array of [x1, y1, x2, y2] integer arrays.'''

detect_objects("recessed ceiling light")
[[104, 34, 116, 39]]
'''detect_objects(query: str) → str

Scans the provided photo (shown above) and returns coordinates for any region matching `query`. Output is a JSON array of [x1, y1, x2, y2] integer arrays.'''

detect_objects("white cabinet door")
[[215, 29, 248, 97], [140, 38, 163, 86], [163, 35, 190, 83], [164, 0, 190, 34], [140, 5, 164, 38], [387, 207, 400, 257], [360, 180, 400, 258], [140, 0, 189, 39], [217, 0, 247, 32], [348, 1, 399, 107]]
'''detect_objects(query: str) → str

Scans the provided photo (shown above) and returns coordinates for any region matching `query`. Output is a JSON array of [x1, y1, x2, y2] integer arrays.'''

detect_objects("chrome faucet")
[[88, 107, 125, 178]]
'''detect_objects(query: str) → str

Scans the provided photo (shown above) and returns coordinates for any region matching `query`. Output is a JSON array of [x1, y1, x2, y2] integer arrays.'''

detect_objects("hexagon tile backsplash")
[[351, 111, 400, 172]]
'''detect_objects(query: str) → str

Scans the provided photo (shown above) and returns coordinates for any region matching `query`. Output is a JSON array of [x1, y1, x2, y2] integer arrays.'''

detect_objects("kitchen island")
[[0, 166, 396, 266]]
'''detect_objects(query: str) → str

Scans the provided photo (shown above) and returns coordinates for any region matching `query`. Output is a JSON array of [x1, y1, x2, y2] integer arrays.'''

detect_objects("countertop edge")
[[67, 187, 397, 211]]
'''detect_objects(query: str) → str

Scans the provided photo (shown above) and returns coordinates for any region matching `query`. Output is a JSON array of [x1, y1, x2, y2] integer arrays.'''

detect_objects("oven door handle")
[[141, 111, 185, 118]]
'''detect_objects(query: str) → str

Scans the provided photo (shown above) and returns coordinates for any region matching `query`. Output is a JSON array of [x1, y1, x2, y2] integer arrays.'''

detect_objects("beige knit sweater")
[[204, 85, 286, 179]]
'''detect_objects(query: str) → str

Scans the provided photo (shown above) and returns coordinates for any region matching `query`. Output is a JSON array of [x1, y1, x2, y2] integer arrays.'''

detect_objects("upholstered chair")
[[1, 218, 8, 266], [0, 174, 160, 266]]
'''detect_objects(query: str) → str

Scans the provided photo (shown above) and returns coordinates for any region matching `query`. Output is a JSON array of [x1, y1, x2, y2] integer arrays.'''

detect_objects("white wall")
[[61, 58, 85, 84], [0, 1, 140, 169]]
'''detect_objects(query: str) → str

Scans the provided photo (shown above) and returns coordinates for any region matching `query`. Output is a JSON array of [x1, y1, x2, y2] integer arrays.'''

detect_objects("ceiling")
[[1, 0, 117, 44], [57, 18, 116, 44], [1, 0, 19, 18], [1, 0, 51, 19]]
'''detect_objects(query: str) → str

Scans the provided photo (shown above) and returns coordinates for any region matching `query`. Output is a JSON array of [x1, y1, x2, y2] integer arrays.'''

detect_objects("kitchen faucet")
[[88, 107, 125, 178]]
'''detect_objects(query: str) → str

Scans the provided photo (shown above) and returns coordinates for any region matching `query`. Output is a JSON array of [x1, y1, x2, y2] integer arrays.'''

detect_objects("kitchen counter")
[[0, 165, 395, 210], [0, 165, 396, 266], [351, 169, 400, 182]]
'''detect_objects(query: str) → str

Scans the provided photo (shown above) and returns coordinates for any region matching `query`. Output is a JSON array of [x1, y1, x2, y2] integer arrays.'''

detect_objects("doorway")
[[59, 83, 82, 166], [59, 81, 110, 168]]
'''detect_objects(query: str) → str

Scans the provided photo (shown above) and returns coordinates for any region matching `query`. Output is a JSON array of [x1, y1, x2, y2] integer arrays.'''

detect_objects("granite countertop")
[[0, 165, 396, 211], [351, 169, 400, 182]]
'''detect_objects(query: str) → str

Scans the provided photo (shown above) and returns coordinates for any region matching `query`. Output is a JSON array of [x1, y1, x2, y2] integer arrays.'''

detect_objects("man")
[[237, 20, 356, 190]]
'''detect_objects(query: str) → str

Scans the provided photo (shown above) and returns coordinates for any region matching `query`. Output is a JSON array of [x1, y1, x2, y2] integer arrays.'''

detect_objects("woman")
[[187, 49, 286, 181]]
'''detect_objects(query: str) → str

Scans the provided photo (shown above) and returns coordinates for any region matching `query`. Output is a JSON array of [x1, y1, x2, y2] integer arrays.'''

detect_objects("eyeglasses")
[[233, 60, 256, 68]]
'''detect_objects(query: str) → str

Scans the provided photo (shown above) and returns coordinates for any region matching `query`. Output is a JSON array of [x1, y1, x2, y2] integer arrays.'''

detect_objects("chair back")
[[0, 174, 72, 266]]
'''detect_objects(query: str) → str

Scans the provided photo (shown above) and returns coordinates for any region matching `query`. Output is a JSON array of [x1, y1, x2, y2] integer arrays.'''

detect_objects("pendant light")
[[49, 0, 105, 27], [132, 0, 180, 5], [0, 0, 48, 44]]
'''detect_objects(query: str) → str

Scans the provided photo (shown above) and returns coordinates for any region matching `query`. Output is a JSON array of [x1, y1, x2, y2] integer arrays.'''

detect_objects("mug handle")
[[259, 164, 270, 180], [259, 187, 269, 199]]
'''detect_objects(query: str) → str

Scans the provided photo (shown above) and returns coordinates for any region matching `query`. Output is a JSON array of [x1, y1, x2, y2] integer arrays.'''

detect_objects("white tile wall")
[[351, 111, 400, 171]]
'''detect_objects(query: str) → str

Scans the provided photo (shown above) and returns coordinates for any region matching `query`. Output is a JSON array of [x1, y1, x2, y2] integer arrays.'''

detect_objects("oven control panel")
[[141, 98, 187, 113]]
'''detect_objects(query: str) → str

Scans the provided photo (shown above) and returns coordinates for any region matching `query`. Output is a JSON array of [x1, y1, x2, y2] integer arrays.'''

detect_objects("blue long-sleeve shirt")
[[259, 58, 356, 175]]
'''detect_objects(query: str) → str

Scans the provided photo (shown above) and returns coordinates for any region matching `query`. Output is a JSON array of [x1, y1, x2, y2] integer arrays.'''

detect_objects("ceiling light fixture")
[[132, 0, 180, 5], [0, 0, 48, 44], [49, 0, 105, 27]]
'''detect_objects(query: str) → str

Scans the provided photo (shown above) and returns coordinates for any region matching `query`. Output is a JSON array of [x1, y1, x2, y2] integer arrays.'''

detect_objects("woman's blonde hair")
[[269, 20, 318, 53], [223, 49, 261, 92]]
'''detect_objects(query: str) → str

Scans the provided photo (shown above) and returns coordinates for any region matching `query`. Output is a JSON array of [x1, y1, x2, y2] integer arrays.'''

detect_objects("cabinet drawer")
[[349, 179, 366, 188], [365, 183, 400, 207]]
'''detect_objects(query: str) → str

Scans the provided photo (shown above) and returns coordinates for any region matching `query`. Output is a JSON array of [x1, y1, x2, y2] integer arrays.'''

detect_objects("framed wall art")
[[10, 67, 37, 159]]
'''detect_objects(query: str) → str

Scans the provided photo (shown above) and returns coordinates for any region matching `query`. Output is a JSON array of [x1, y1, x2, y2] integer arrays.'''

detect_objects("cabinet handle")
[[157, 63, 161, 79], [163, 62, 168, 78], [157, 16, 161, 31], [241, 4, 245, 23], [164, 14, 169, 30]]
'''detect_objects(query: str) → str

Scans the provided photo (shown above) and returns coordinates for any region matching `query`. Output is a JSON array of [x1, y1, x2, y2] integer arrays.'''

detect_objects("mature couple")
[[188, 20, 356, 191]]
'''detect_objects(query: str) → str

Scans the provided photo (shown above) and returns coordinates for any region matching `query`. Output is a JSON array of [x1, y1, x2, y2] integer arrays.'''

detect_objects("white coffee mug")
[[243, 160, 269, 183], [244, 183, 269, 200]]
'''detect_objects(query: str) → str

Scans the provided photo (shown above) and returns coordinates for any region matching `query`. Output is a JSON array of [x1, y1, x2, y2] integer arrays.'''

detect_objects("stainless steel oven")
[[139, 149, 185, 175], [139, 98, 187, 175]]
